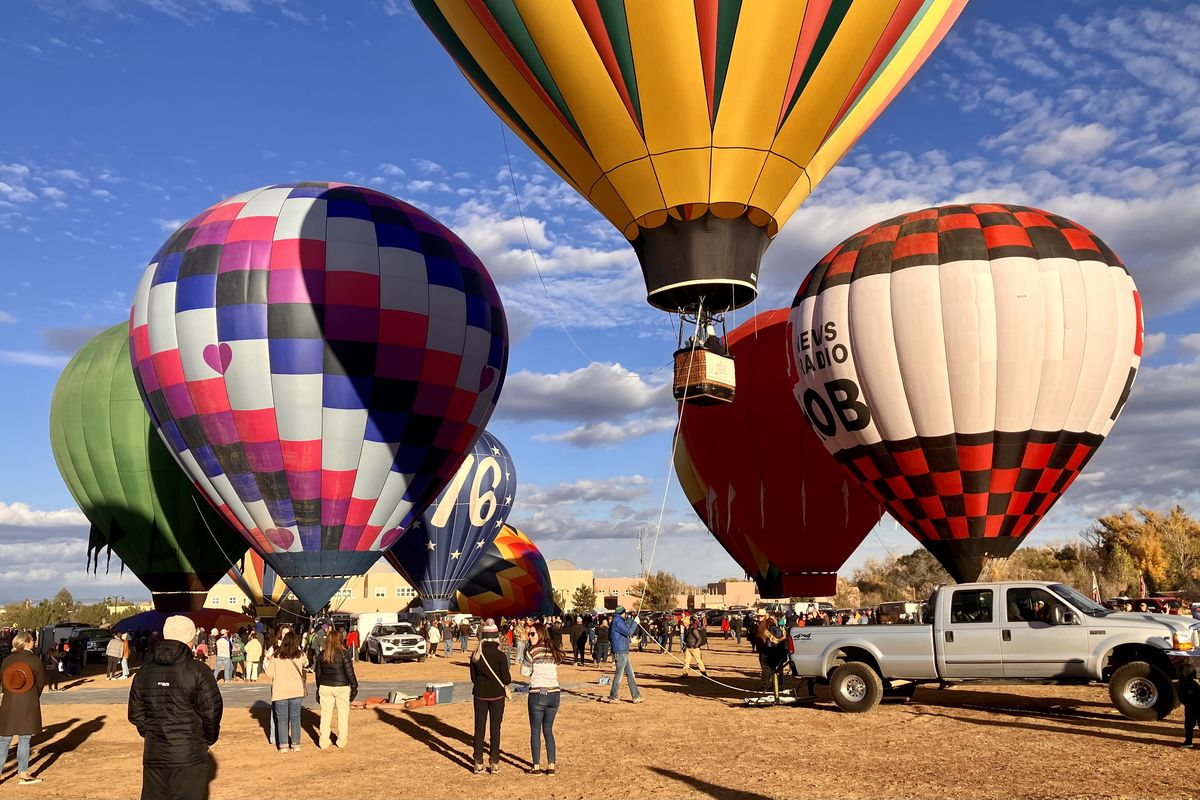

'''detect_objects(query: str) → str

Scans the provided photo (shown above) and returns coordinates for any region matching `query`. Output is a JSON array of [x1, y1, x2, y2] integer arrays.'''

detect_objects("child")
[[1179, 665, 1200, 747]]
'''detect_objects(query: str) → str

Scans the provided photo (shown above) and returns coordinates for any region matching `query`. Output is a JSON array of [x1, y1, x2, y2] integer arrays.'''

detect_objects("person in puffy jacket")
[[469, 621, 511, 774], [603, 607, 642, 704], [128, 615, 222, 800], [314, 629, 357, 750]]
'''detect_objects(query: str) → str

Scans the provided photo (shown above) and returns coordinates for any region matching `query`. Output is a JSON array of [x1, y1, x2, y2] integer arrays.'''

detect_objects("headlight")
[[1173, 632, 1194, 651]]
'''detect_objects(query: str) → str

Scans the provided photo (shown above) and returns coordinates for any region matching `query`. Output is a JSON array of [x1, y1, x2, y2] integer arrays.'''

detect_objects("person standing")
[[721, 616, 731, 640], [213, 630, 232, 684], [755, 611, 787, 691], [244, 632, 263, 682], [128, 616, 222, 800], [521, 623, 565, 775], [121, 633, 132, 679], [345, 627, 359, 662], [602, 607, 642, 704], [1, 632, 46, 785], [427, 619, 441, 658], [570, 616, 587, 666], [469, 621, 511, 774], [680, 618, 708, 677], [595, 618, 611, 664], [44, 642, 62, 692], [264, 631, 308, 753], [106, 632, 124, 680], [443, 620, 454, 658], [514, 618, 530, 666], [314, 630, 357, 750], [458, 619, 471, 653], [730, 613, 743, 645]]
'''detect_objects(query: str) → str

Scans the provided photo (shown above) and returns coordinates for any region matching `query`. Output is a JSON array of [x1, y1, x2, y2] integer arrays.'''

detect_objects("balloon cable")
[[499, 123, 671, 379]]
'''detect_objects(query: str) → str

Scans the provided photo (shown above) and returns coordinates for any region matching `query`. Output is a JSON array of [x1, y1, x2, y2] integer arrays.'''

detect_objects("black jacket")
[[314, 648, 358, 698], [684, 627, 701, 649], [128, 640, 222, 767], [469, 643, 511, 699]]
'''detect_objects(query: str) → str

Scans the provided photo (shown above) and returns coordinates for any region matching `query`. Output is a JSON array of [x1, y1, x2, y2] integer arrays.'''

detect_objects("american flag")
[[1140, 572, 1148, 599], [1091, 572, 1101, 602]]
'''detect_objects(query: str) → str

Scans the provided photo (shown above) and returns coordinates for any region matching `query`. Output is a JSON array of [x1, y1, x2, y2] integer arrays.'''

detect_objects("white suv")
[[364, 623, 428, 664]]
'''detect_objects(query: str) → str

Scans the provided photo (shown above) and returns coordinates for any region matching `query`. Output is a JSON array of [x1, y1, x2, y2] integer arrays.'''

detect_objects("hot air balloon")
[[130, 183, 509, 614], [789, 204, 1143, 582], [49, 323, 248, 611], [453, 524, 557, 618], [227, 549, 292, 618], [676, 309, 882, 597], [385, 430, 515, 611], [413, 0, 965, 399]]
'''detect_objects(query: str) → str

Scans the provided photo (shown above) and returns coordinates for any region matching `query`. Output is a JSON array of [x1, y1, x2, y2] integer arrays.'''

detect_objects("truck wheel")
[[1109, 661, 1177, 720], [829, 662, 883, 713]]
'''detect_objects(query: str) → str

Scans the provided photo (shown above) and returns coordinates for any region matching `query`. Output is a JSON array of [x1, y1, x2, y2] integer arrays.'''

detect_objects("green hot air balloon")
[[49, 323, 246, 611]]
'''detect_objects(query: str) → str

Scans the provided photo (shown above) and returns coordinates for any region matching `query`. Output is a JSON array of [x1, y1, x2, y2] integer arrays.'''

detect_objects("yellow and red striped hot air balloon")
[[413, 0, 967, 318], [453, 524, 558, 618], [228, 549, 293, 618]]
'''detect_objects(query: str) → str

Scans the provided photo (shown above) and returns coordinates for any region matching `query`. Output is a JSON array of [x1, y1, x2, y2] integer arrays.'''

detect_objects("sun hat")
[[2, 661, 35, 694]]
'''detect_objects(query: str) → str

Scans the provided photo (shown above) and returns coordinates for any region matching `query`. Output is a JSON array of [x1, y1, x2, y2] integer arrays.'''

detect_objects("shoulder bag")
[[480, 651, 512, 701]]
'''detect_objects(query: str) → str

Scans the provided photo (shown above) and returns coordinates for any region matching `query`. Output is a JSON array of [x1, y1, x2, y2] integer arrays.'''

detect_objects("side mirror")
[[1058, 609, 1077, 625]]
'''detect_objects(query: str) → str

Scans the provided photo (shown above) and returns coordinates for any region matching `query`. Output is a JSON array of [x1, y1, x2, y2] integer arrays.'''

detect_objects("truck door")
[[938, 587, 1002, 678], [1000, 587, 1088, 678]]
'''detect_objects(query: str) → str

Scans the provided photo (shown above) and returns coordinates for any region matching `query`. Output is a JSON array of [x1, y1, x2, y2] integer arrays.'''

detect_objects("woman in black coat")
[[314, 629, 358, 749], [468, 622, 511, 774], [0, 631, 47, 785]]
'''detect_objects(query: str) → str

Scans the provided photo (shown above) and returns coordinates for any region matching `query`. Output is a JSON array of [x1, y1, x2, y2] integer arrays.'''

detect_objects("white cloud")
[[51, 168, 87, 185], [495, 362, 670, 423], [413, 158, 444, 174], [0, 350, 69, 368], [406, 180, 434, 192], [0, 311, 15, 324], [524, 476, 651, 506], [1024, 123, 1120, 166], [40, 186, 67, 201], [154, 217, 186, 232], [214, 0, 252, 11], [0, 181, 37, 204], [0, 501, 87, 528], [1179, 333, 1200, 359], [91, 188, 115, 200], [1143, 332, 1167, 359], [535, 417, 677, 447], [378, 162, 406, 177]]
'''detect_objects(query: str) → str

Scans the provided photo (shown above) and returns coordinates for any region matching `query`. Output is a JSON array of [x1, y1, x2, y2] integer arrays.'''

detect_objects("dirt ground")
[[1, 637, 1196, 800]]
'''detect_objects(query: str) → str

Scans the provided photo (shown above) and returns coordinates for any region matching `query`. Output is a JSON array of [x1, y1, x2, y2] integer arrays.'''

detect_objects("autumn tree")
[[629, 571, 685, 612]]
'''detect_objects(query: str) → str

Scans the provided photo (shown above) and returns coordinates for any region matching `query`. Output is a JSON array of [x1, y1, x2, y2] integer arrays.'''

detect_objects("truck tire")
[[1109, 661, 1177, 721], [829, 662, 884, 713]]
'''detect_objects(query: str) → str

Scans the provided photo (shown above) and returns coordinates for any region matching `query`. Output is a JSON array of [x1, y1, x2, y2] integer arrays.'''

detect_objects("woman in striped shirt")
[[520, 623, 565, 775]]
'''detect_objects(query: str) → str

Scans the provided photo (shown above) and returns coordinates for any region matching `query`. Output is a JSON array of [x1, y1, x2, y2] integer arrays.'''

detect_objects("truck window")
[[1005, 588, 1059, 623], [950, 589, 993, 623]]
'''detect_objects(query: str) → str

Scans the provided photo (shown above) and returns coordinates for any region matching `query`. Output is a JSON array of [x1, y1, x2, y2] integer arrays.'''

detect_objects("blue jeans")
[[214, 657, 232, 681], [7, 735, 31, 775], [459, 636, 469, 652], [528, 690, 560, 764], [443, 639, 452, 656], [121, 657, 129, 678], [272, 697, 303, 749], [609, 651, 640, 700]]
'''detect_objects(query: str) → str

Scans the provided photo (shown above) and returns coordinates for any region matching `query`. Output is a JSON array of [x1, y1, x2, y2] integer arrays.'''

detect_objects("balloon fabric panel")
[[49, 324, 246, 611], [677, 309, 882, 597], [413, 0, 966, 239], [227, 549, 292, 612], [789, 204, 1141, 582], [129, 183, 509, 614], [453, 524, 557, 618], [385, 430, 516, 612]]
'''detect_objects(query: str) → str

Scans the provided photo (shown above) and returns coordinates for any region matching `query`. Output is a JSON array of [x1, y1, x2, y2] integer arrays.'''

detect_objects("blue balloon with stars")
[[385, 430, 516, 611]]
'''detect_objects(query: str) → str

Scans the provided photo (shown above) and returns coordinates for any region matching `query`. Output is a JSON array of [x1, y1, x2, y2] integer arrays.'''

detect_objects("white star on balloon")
[[504, 495, 511, 504], [475, 541, 485, 549], [426, 541, 436, 551], [491, 446, 500, 455], [450, 551, 461, 560]]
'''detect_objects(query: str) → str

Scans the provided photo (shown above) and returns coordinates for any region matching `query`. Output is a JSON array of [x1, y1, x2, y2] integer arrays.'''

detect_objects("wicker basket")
[[673, 346, 735, 405]]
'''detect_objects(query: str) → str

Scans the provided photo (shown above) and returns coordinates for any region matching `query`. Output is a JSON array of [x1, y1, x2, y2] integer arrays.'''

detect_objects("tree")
[[629, 571, 684, 612], [552, 588, 568, 614], [571, 584, 598, 615]]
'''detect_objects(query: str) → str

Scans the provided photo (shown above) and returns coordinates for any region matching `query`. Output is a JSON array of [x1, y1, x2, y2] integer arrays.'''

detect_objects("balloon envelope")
[[49, 323, 247, 611], [453, 524, 557, 618], [130, 183, 509, 614], [414, 0, 965, 311], [112, 609, 254, 637], [227, 549, 291, 617], [386, 430, 516, 611], [789, 204, 1142, 581], [677, 309, 882, 596]]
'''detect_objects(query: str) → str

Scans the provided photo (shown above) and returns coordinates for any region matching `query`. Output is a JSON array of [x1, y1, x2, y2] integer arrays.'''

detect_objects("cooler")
[[425, 682, 454, 704]]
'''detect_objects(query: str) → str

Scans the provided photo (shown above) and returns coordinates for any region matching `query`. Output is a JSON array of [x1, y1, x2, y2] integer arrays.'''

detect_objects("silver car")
[[364, 623, 428, 664]]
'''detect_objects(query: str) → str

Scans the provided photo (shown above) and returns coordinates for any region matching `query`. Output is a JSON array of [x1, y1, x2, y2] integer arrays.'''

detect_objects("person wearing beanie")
[[469, 620, 511, 774], [129, 615, 222, 800]]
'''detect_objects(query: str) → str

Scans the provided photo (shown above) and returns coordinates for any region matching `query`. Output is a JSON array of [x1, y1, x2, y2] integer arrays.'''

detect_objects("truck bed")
[[790, 624, 937, 681]]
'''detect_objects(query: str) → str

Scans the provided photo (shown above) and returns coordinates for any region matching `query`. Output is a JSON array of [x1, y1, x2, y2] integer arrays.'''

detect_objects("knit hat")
[[614, 605, 626, 615], [165, 616, 198, 645], [481, 619, 499, 638]]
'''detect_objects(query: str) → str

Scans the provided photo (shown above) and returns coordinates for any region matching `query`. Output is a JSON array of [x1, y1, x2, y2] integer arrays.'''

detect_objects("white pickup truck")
[[788, 581, 1200, 720]]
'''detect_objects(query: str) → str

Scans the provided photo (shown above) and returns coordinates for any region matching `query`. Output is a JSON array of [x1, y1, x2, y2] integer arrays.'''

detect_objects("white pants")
[[319, 685, 351, 748]]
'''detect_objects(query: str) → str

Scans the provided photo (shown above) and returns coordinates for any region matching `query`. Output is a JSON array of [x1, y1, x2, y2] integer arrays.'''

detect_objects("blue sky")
[[2, 0, 1198, 602]]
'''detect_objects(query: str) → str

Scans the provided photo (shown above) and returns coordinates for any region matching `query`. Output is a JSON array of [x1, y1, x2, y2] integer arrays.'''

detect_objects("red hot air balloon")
[[788, 204, 1143, 582], [677, 308, 882, 596]]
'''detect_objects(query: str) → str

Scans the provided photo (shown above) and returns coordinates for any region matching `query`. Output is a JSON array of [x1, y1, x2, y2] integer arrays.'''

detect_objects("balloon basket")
[[673, 346, 735, 405]]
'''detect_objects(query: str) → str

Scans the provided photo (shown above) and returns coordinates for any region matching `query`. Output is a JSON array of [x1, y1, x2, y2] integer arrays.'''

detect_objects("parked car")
[[68, 628, 112, 666], [363, 622, 427, 664], [788, 581, 1200, 720]]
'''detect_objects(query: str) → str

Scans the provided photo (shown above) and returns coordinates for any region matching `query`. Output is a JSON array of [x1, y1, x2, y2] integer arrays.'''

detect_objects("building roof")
[[546, 559, 579, 570]]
